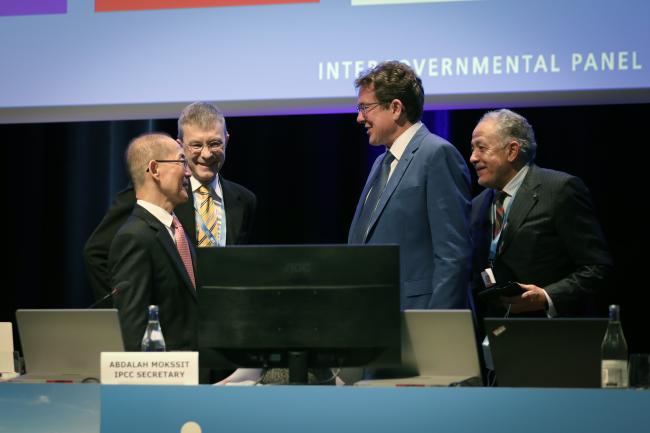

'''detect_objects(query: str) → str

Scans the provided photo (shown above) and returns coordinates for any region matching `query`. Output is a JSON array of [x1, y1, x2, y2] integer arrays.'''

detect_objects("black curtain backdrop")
[[1, 104, 646, 353]]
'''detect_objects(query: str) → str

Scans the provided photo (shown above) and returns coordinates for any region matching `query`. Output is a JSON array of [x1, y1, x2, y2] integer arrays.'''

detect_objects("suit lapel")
[[221, 178, 242, 246], [498, 165, 541, 256], [471, 189, 494, 272], [135, 206, 198, 299], [157, 230, 198, 299], [175, 184, 197, 246], [348, 156, 382, 242], [363, 126, 426, 241]]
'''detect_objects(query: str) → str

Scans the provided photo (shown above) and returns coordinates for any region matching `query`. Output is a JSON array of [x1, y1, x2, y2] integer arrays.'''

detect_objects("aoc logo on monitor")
[[96, 0, 318, 12], [1, 0, 66, 16]]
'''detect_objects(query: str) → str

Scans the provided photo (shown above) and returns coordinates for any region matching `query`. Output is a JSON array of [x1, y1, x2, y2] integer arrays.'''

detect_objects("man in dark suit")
[[109, 133, 197, 351], [348, 61, 472, 310], [469, 109, 612, 317], [84, 102, 256, 301]]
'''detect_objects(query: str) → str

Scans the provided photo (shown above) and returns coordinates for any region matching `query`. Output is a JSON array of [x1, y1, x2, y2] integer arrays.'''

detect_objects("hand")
[[214, 368, 263, 385], [500, 283, 548, 314]]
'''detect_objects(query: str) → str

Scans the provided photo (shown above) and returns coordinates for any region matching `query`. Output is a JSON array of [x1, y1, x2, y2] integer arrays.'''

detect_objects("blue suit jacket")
[[349, 125, 472, 309]]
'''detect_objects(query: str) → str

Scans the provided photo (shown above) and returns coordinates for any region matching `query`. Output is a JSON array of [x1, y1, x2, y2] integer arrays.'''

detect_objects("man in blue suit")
[[348, 61, 472, 310]]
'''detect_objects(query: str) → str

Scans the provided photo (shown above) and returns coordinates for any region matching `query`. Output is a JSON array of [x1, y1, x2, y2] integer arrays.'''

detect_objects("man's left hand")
[[501, 283, 547, 314]]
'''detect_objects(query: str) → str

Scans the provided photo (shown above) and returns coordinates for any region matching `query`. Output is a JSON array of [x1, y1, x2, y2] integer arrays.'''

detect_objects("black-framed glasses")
[[356, 102, 382, 116], [146, 159, 188, 172]]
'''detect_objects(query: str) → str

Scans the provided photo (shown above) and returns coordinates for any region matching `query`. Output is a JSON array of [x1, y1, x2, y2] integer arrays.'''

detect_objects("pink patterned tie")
[[172, 215, 196, 289]]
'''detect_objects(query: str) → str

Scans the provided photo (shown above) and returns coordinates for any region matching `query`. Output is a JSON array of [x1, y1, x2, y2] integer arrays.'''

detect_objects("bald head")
[[126, 133, 177, 189], [126, 132, 190, 212]]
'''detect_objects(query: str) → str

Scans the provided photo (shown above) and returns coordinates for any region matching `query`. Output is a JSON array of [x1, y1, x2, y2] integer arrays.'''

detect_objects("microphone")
[[87, 281, 131, 309]]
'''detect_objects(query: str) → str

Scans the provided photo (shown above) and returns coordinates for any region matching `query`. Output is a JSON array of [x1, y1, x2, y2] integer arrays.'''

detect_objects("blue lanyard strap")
[[193, 195, 224, 246]]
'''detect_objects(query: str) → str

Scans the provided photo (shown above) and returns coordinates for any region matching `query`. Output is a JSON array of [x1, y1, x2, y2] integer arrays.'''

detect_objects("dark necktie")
[[353, 152, 395, 243], [493, 191, 508, 239]]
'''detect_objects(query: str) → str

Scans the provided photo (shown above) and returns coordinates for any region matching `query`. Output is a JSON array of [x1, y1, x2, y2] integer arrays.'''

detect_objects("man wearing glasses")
[[349, 61, 472, 310], [108, 133, 198, 353], [84, 102, 256, 304], [84, 103, 256, 381]]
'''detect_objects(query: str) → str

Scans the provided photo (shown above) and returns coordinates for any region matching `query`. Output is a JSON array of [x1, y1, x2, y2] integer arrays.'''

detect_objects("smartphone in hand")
[[478, 281, 524, 300]]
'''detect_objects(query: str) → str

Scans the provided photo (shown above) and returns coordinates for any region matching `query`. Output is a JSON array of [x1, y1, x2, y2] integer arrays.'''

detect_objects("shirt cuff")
[[543, 289, 557, 318]]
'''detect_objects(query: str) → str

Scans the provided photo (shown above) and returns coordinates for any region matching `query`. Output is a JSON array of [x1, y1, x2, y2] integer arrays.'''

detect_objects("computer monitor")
[[196, 245, 400, 384]]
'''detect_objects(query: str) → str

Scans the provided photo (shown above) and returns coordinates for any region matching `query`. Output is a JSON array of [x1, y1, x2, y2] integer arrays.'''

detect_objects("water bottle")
[[141, 305, 166, 352], [601, 304, 628, 388]]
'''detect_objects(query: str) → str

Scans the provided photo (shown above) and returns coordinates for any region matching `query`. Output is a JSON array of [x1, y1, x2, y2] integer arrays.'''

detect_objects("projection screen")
[[1, 0, 648, 123]]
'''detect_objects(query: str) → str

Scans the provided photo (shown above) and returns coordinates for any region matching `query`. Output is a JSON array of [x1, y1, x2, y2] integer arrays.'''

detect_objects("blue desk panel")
[[2, 383, 648, 433], [101, 386, 650, 433], [0, 383, 100, 433]]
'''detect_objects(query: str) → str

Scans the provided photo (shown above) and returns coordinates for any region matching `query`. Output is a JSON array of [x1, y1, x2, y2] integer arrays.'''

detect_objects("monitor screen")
[[196, 244, 400, 383]]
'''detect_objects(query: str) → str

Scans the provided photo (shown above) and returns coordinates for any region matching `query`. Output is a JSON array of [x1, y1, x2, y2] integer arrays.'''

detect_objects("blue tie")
[[352, 152, 395, 243]]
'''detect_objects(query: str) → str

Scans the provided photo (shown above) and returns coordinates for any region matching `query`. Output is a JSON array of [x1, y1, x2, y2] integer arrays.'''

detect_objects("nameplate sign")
[[100, 352, 198, 385]]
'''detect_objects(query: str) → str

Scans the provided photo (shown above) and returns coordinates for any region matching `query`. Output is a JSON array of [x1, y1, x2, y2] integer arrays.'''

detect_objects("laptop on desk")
[[484, 318, 608, 388], [14, 309, 125, 383], [355, 310, 482, 387]]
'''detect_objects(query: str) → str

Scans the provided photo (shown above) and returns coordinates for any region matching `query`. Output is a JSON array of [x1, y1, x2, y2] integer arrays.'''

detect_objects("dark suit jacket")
[[348, 125, 472, 309], [108, 205, 198, 351], [84, 177, 256, 301], [470, 164, 613, 317]]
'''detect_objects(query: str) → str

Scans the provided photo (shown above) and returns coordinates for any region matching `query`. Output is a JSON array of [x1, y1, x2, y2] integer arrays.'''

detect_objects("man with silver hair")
[[84, 102, 256, 304], [469, 109, 612, 317], [84, 103, 256, 383]]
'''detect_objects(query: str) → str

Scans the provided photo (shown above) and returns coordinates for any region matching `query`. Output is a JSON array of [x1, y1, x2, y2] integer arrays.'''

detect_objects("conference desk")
[[0, 383, 648, 433]]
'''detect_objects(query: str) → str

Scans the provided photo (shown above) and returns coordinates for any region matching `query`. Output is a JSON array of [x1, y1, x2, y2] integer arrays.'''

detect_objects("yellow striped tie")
[[197, 185, 219, 247]]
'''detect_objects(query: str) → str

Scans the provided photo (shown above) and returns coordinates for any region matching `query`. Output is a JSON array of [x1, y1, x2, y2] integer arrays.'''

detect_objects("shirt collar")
[[189, 174, 222, 199], [501, 163, 530, 198], [388, 121, 423, 161], [136, 199, 174, 229]]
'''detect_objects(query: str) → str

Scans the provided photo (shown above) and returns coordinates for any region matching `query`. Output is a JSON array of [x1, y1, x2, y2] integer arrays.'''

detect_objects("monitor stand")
[[288, 351, 308, 384]]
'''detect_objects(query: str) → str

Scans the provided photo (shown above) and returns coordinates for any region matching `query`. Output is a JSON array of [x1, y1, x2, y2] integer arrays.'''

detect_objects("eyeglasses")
[[356, 102, 382, 116], [185, 141, 224, 154], [146, 159, 188, 172]]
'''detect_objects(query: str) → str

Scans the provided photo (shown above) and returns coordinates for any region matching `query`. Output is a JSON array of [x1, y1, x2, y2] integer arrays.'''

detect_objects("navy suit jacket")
[[349, 125, 472, 309], [470, 164, 613, 316], [108, 205, 199, 351]]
